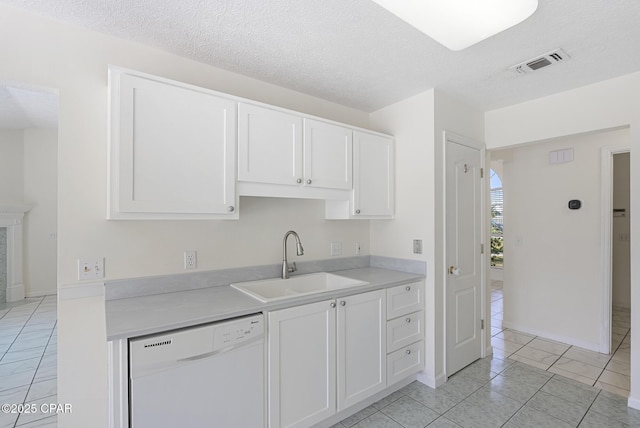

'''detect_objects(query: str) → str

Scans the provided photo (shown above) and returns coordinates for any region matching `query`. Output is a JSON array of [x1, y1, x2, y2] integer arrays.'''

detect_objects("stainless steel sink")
[[231, 272, 369, 303]]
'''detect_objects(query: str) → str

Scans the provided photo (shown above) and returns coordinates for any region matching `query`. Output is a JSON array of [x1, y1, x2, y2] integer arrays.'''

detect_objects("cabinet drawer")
[[387, 311, 424, 353], [387, 341, 424, 386], [386, 282, 423, 319]]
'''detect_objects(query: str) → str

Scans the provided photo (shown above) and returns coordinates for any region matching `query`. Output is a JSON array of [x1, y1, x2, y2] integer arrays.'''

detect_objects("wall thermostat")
[[568, 200, 581, 210]]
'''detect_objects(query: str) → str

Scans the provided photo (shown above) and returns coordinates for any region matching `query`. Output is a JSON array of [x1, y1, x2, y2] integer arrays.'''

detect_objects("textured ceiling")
[[1, 0, 640, 117]]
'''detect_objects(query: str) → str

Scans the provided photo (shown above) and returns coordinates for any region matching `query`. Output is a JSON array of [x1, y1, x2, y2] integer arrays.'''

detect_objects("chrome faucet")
[[282, 230, 304, 279]]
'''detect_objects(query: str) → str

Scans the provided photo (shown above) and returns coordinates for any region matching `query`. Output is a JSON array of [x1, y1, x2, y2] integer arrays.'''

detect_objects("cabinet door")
[[238, 103, 303, 186], [336, 290, 386, 411], [268, 300, 336, 428], [353, 131, 394, 217], [112, 72, 236, 217], [303, 119, 352, 190]]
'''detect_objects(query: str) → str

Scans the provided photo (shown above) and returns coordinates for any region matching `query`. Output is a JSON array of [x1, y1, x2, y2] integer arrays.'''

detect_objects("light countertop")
[[105, 267, 424, 341]]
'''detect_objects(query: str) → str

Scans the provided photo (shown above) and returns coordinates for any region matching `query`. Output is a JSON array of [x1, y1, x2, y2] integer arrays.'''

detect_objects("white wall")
[[0, 129, 57, 298], [369, 90, 484, 386], [0, 4, 374, 426], [23, 128, 58, 297], [499, 128, 629, 349], [613, 152, 631, 308], [485, 71, 640, 408], [369, 90, 436, 383], [0, 130, 24, 204]]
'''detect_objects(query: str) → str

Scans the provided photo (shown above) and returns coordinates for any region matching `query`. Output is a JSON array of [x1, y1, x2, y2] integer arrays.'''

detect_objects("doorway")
[[0, 83, 58, 303], [610, 151, 631, 370]]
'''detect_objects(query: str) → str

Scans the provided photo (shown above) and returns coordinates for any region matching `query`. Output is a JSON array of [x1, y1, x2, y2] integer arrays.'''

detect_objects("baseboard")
[[416, 370, 446, 388], [485, 345, 494, 358], [26, 289, 57, 298], [6, 283, 25, 302], [502, 321, 600, 352], [628, 395, 640, 410]]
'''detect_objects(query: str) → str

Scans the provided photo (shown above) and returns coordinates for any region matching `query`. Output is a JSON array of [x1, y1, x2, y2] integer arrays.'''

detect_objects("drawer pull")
[[405, 349, 411, 355], [330, 302, 336, 308], [405, 317, 411, 323], [340, 300, 346, 306], [405, 285, 411, 291]]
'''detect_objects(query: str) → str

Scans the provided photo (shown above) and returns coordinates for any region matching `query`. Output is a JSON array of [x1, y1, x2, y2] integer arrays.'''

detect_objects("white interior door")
[[445, 135, 483, 376]]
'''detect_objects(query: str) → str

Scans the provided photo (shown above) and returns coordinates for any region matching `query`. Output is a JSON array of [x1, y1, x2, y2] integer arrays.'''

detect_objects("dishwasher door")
[[129, 314, 265, 428]]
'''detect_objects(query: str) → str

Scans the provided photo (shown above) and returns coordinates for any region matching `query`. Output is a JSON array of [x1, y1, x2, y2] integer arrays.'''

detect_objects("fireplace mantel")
[[0, 205, 31, 302]]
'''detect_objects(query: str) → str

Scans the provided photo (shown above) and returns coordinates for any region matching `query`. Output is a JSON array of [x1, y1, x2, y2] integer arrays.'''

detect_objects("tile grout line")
[[0, 297, 46, 363], [498, 373, 556, 427], [492, 292, 631, 396]]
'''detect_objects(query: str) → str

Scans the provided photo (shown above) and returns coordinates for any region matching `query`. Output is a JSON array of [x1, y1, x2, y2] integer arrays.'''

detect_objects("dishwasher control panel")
[[213, 314, 264, 351], [130, 313, 264, 372]]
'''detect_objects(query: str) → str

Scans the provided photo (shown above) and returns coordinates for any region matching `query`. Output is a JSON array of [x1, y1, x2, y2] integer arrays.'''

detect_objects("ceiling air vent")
[[509, 48, 570, 75]]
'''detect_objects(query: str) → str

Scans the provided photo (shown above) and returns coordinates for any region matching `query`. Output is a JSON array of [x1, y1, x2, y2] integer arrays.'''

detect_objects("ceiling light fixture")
[[371, 0, 539, 51]]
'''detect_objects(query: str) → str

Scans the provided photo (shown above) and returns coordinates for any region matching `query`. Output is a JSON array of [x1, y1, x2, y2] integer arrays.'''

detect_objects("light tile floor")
[[490, 280, 631, 397], [0, 296, 57, 428], [334, 359, 640, 427]]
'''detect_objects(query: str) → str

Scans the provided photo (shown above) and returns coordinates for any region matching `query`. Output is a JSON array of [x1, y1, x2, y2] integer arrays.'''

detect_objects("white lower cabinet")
[[336, 290, 387, 411], [268, 289, 386, 428], [386, 282, 425, 386], [268, 300, 336, 428]]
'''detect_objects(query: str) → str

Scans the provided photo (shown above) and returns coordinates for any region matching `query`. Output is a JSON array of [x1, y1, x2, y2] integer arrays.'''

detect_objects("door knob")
[[449, 266, 460, 276]]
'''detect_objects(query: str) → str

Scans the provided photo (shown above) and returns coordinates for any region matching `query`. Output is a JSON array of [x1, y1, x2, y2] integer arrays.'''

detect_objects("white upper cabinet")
[[108, 68, 237, 219], [238, 103, 353, 199], [303, 119, 352, 190], [109, 67, 394, 219], [326, 131, 395, 219], [238, 103, 302, 187]]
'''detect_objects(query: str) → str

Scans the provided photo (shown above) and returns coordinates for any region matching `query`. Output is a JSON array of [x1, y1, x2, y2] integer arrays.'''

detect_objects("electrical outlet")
[[355, 242, 361, 256], [413, 239, 422, 254], [184, 251, 197, 269], [330, 242, 342, 256], [77, 258, 104, 280]]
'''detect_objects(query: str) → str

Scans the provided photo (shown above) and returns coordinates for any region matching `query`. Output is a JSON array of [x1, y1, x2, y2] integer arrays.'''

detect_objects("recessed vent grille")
[[510, 48, 570, 75], [144, 339, 172, 348]]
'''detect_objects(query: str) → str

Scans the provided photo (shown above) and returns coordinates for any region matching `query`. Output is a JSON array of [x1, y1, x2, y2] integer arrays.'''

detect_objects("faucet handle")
[[288, 262, 298, 273]]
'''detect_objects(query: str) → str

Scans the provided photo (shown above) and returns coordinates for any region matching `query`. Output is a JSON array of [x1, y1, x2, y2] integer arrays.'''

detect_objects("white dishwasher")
[[129, 313, 265, 428]]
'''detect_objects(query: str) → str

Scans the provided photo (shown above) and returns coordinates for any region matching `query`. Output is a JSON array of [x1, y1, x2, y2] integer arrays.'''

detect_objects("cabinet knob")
[[306, 179, 312, 185], [296, 178, 302, 184], [406, 349, 411, 355], [228, 206, 235, 212], [355, 209, 361, 214], [340, 300, 346, 306], [405, 285, 411, 291], [330, 302, 336, 308], [405, 317, 411, 323]]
